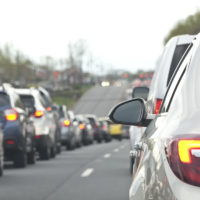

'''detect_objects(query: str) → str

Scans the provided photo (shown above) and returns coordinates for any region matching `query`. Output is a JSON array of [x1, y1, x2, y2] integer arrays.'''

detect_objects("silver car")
[[109, 33, 200, 200], [16, 88, 57, 160]]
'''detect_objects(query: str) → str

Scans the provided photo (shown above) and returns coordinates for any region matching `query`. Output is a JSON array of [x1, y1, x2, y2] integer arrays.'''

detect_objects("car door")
[[129, 44, 194, 200]]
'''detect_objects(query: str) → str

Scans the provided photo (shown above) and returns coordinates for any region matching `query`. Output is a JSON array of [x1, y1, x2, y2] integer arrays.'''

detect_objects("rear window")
[[58, 108, 65, 118], [167, 44, 190, 86], [88, 118, 96, 124], [19, 95, 35, 108], [0, 93, 10, 107]]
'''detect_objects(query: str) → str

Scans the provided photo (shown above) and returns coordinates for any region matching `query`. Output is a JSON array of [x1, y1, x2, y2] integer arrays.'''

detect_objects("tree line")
[[164, 10, 200, 44]]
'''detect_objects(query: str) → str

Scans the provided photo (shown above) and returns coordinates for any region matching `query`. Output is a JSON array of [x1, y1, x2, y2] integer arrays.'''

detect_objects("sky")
[[0, 0, 200, 74]]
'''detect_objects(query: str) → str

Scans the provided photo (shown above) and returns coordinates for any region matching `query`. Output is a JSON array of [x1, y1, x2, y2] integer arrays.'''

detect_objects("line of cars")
[[0, 84, 114, 176], [109, 34, 200, 199]]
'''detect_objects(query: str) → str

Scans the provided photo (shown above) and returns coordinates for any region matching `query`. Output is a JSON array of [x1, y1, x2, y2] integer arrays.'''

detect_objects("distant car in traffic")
[[36, 87, 62, 154], [98, 119, 112, 142], [109, 124, 122, 141], [74, 115, 94, 145], [56, 105, 79, 150], [0, 84, 36, 168], [85, 114, 103, 143], [16, 88, 57, 160]]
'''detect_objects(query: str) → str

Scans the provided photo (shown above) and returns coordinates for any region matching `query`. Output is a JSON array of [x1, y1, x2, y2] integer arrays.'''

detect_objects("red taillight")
[[35, 135, 40, 139], [63, 120, 70, 127], [6, 140, 15, 145], [166, 135, 200, 186], [102, 125, 106, 130], [46, 106, 52, 112], [5, 109, 18, 121], [154, 99, 162, 114], [34, 110, 44, 118], [79, 123, 85, 130]]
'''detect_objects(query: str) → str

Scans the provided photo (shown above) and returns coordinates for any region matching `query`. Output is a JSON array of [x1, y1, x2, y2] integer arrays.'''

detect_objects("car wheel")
[[97, 138, 102, 143], [67, 139, 75, 150], [56, 144, 61, 154], [14, 150, 27, 168], [51, 145, 56, 158], [0, 157, 3, 176], [40, 146, 51, 160], [129, 157, 134, 175], [27, 150, 36, 164]]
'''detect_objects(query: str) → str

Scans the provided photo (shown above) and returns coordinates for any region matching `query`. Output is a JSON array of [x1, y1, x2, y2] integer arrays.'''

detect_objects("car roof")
[[148, 34, 194, 103]]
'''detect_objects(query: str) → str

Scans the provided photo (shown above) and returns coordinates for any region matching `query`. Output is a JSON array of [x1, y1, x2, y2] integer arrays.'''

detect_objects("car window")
[[13, 92, 25, 109], [160, 44, 193, 113], [0, 93, 10, 107], [19, 95, 35, 109], [167, 44, 190, 86]]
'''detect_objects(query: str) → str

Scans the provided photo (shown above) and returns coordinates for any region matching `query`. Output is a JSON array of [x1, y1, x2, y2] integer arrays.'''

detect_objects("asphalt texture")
[[0, 140, 132, 200], [73, 85, 127, 118]]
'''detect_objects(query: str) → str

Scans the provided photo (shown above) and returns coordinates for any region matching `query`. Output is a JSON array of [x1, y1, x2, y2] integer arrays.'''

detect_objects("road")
[[73, 85, 127, 118], [0, 140, 132, 200]]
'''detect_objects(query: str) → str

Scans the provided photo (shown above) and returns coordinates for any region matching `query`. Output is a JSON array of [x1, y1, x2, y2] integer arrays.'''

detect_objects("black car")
[[0, 84, 36, 167]]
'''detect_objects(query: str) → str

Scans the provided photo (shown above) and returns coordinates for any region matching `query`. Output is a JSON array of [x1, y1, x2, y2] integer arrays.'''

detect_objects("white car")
[[16, 88, 57, 160], [109, 33, 200, 200], [129, 34, 194, 175]]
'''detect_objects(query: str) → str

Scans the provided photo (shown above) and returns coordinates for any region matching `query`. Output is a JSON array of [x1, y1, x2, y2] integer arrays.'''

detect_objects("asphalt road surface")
[[0, 140, 132, 200], [73, 85, 127, 117]]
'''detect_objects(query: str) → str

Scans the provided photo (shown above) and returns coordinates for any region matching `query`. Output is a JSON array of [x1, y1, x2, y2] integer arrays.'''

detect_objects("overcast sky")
[[0, 0, 199, 73]]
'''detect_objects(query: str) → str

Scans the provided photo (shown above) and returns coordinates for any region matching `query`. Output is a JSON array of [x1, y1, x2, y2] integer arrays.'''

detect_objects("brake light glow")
[[35, 135, 40, 139], [34, 110, 44, 118], [46, 106, 52, 111], [79, 123, 85, 130], [7, 140, 15, 145], [63, 120, 70, 127], [5, 109, 18, 121], [166, 136, 200, 186], [154, 99, 162, 114], [178, 140, 200, 163]]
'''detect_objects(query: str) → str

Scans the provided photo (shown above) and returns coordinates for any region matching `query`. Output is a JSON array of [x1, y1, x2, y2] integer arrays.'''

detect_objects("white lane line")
[[81, 168, 94, 177], [114, 148, 119, 152], [104, 153, 111, 158]]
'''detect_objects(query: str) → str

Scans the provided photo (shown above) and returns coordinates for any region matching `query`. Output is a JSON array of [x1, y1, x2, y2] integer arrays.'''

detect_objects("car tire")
[[0, 157, 3, 176], [51, 145, 56, 158], [14, 150, 27, 168], [27, 150, 36, 164], [40, 146, 51, 160], [56, 144, 61, 154], [97, 139, 102, 143], [129, 157, 134, 175], [67, 140, 75, 150]]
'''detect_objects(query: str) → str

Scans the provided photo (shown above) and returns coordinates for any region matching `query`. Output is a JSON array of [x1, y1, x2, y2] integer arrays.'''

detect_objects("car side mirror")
[[109, 98, 152, 127], [132, 87, 149, 101]]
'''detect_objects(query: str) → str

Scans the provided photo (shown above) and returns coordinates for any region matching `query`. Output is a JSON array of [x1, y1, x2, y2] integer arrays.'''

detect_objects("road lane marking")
[[104, 153, 111, 158], [81, 168, 94, 177], [114, 148, 119, 152]]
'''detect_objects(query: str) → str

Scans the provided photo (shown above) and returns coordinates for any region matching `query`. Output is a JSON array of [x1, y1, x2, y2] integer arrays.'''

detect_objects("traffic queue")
[[0, 83, 125, 175]]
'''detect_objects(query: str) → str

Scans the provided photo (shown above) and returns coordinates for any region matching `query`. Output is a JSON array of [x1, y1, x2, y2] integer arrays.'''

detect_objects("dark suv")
[[0, 84, 36, 167]]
